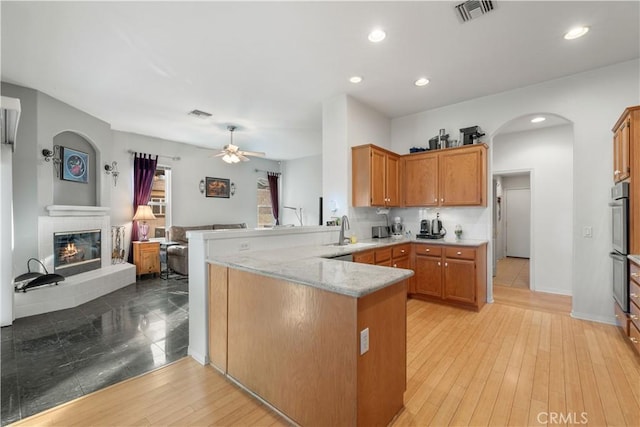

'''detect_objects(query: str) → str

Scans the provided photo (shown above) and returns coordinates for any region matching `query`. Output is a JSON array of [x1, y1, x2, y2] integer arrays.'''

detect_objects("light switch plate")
[[360, 328, 369, 355], [583, 226, 593, 238]]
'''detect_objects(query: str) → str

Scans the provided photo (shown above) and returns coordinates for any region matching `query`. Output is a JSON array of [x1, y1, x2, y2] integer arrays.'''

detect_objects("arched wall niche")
[[52, 130, 98, 206]]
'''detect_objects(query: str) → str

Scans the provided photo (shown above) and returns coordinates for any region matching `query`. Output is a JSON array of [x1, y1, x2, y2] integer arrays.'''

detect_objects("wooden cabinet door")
[[392, 256, 410, 269], [414, 254, 442, 298], [443, 258, 476, 304], [386, 154, 400, 206], [620, 118, 630, 181], [403, 154, 438, 207], [370, 148, 387, 206], [439, 146, 486, 206], [614, 127, 622, 182]]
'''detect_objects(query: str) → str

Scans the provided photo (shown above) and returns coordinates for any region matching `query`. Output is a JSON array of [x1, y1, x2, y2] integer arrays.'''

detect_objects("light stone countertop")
[[208, 237, 488, 298], [628, 254, 640, 265]]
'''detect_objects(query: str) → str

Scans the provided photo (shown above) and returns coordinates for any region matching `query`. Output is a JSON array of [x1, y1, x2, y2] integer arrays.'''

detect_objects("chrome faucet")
[[338, 215, 350, 246]]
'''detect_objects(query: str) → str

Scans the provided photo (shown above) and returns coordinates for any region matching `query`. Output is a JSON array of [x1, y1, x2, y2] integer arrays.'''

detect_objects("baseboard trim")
[[571, 311, 616, 326], [188, 348, 208, 366]]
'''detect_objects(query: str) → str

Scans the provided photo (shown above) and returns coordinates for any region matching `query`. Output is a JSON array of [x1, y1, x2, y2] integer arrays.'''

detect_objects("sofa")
[[166, 223, 247, 275]]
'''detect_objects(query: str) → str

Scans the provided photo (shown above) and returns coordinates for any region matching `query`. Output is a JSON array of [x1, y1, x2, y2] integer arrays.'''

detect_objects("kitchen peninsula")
[[207, 242, 413, 427]]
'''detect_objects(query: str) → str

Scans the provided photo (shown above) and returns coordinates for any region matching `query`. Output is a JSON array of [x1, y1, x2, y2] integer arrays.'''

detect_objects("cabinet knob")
[[434, 198, 437, 202], [631, 315, 639, 321], [631, 337, 639, 344], [445, 262, 448, 267], [631, 293, 639, 298], [438, 262, 441, 266], [393, 264, 397, 268], [615, 314, 620, 318], [457, 251, 462, 255], [401, 249, 405, 253], [632, 273, 639, 278], [614, 170, 621, 175], [441, 198, 444, 202], [426, 249, 430, 252]]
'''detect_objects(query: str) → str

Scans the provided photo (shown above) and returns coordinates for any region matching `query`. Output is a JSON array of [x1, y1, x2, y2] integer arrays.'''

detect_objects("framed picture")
[[61, 147, 89, 183], [205, 177, 230, 198]]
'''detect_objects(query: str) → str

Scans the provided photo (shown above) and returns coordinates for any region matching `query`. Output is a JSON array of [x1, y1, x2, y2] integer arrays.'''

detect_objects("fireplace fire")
[[53, 229, 101, 277]]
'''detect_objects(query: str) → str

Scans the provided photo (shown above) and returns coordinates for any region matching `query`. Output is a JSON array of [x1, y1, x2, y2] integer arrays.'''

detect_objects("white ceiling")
[[2, 1, 638, 160]]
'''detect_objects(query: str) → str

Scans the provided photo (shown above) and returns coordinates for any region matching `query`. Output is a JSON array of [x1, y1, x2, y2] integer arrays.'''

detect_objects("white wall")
[[391, 59, 640, 323], [281, 154, 322, 226]]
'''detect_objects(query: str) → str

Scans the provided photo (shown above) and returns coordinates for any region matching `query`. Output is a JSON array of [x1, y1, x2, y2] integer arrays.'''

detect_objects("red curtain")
[[267, 172, 280, 226], [128, 153, 158, 261]]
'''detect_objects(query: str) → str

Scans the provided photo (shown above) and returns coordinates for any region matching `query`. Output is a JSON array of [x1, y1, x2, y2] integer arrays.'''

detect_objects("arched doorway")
[[489, 113, 574, 302]]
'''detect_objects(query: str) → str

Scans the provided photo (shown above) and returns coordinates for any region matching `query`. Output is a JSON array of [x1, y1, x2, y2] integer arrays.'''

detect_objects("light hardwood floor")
[[494, 257, 530, 289], [13, 297, 640, 426]]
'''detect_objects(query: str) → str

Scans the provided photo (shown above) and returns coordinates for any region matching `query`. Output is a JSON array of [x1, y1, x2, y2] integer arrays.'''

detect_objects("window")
[[257, 178, 273, 227]]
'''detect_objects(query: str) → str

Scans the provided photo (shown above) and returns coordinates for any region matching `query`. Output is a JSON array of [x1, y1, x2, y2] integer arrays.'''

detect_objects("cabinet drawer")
[[375, 248, 392, 263], [614, 301, 629, 335], [630, 261, 640, 286], [630, 300, 640, 332], [630, 279, 640, 308], [413, 244, 442, 256], [353, 251, 374, 265], [392, 244, 410, 258], [630, 322, 640, 354], [445, 247, 476, 260]]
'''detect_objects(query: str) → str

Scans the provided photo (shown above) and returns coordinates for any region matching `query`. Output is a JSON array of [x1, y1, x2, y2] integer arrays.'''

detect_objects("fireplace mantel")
[[46, 205, 110, 217]]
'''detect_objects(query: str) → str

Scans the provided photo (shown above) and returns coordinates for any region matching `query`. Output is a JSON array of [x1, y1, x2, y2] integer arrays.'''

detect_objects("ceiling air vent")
[[455, 0, 495, 23], [188, 109, 212, 119]]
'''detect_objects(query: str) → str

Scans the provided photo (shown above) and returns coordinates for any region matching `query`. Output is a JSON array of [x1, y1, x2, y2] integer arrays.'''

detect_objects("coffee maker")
[[416, 214, 446, 239], [459, 126, 485, 145]]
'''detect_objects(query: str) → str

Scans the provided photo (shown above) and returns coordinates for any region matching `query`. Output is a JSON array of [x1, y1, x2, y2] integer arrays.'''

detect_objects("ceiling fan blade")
[[239, 150, 266, 157], [238, 154, 250, 161], [211, 151, 226, 157]]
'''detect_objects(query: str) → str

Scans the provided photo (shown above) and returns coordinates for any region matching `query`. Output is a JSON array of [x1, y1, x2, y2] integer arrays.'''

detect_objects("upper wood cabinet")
[[613, 113, 631, 182], [403, 144, 487, 207], [404, 152, 438, 207], [352, 145, 401, 207], [612, 106, 640, 254]]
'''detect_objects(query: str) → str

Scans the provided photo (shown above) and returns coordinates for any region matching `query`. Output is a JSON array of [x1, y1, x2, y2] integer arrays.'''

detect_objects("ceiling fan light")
[[231, 154, 241, 163], [222, 154, 233, 163]]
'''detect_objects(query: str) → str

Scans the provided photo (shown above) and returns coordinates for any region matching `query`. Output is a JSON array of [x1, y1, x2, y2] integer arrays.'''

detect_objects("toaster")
[[371, 226, 390, 238]]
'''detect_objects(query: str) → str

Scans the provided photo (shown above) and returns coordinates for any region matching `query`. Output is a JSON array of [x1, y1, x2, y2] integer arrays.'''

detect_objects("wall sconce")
[[104, 161, 119, 187], [42, 145, 61, 177], [230, 182, 236, 196], [199, 179, 205, 194]]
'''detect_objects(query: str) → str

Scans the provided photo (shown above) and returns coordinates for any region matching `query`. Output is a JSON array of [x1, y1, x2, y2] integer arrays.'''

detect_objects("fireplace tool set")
[[13, 258, 65, 293]]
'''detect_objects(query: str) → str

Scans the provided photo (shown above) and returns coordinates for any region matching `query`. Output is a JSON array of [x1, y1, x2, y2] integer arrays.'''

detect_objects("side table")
[[160, 241, 180, 279], [133, 241, 161, 278]]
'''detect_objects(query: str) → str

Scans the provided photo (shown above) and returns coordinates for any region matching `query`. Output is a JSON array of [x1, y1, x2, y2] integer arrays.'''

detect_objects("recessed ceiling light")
[[349, 76, 363, 84], [531, 116, 546, 123], [414, 78, 430, 87], [564, 26, 589, 40], [368, 29, 386, 43]]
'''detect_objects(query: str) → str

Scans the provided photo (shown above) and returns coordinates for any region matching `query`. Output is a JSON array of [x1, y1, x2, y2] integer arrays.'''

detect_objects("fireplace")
[[53, 229, 101, 277], [15, 206, 136, 319]]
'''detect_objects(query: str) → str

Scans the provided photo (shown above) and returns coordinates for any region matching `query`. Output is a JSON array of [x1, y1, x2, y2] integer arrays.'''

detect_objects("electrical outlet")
[[239, 242, 250, 251], [360, 328, 369, 355], [583, 226, 593, 238]]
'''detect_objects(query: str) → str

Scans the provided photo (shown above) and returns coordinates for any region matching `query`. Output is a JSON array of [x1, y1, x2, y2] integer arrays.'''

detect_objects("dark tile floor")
[[1, 275, 189, 425]]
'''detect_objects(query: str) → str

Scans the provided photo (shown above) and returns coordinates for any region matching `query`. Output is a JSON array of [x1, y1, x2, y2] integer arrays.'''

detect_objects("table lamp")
[[133, 205, 156, 241]]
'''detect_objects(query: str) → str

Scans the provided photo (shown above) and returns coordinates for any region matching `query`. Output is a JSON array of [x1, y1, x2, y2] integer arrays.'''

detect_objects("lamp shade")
[[133, 205, 156, 221]]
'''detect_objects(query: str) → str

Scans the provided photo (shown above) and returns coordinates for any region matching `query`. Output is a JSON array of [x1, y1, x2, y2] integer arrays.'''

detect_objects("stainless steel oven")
[[610, 182, 629, 311]]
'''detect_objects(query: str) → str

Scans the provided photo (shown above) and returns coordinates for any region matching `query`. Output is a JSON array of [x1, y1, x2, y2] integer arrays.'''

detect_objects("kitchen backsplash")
[[345, 206, 490, 241]]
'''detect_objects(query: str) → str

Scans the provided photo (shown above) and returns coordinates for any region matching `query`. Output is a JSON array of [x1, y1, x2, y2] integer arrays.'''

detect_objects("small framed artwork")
[[61, 147, 89, 183], [206, 177, 230, 198]]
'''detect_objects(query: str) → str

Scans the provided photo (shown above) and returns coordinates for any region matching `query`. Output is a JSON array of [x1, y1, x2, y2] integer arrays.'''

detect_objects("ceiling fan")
[[214, 125, 265, 163]]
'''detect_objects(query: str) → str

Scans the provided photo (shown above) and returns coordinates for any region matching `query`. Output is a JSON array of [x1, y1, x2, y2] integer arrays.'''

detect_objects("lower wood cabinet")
[[411, 243, 487, 311], [132, 241, 160, 277], [353, 244, 411, 270]]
